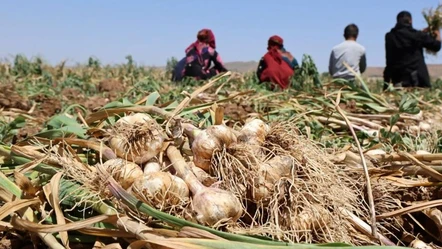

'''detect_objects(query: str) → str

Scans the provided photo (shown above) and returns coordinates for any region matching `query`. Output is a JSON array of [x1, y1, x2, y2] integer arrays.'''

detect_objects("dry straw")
[[423, 4, 442, 55], [212, 120, 372, 245]]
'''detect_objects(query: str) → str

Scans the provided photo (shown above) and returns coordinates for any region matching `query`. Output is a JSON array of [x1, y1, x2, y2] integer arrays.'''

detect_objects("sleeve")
[[256, 57, 267, 82], [359, 50, 367, 74], [418, 31, 442, 52], [291, 58, 299, 69], [328, 50, 335, 76], [212, 50, 228, 72], [383, 33, 391, 85]]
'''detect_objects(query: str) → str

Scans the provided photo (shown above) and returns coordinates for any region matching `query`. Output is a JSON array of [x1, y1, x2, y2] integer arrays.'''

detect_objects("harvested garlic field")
[[2, 55, 442, 249]]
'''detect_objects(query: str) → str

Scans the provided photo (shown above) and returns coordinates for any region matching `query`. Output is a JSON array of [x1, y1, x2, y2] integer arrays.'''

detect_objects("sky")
[[1, 0, 442, 73]]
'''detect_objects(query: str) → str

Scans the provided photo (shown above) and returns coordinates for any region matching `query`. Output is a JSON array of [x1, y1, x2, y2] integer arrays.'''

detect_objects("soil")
[[16, 125, 41, 141], [0, 85, 30, 110], [339, 99, 357, 112], [83, 96, 110, 111], [62, 87, 84, 103], [0, 233, 35, 249], [29, 94, 62, 117], [0, 81, 124, 130], [61, 87, 113, 111], [98, 79, 125, 99], [223, 103, 255, 121]]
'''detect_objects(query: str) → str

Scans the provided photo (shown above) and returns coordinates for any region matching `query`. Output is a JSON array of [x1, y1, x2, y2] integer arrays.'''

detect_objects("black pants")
[[394, 70, 418, 87], [384, 70, 419, 89], [184, 63, 217, 80]]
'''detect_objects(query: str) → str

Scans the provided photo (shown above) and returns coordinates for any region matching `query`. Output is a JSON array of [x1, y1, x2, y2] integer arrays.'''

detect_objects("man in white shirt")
[[328, 24, 367, 80]]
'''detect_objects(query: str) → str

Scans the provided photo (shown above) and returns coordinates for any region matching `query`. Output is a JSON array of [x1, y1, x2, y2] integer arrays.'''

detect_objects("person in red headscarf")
[[256, 35, 299, 90], [172, 29, 228, 82]]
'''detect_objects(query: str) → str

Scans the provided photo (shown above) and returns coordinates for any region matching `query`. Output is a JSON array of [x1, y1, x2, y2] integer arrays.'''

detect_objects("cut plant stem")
[[339, 207, 395, 246], [85, 106, 175, 125], [316, 116, 370, 133], [372, 153, 442, 162], [329, 90, 378, 239]]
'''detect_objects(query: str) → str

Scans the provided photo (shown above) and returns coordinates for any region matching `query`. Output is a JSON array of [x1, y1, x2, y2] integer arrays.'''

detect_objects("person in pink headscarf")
[[172, 29, 228, 82]]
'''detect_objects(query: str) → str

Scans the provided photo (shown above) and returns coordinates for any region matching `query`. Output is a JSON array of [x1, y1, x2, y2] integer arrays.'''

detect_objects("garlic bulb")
[[132, 171, 190, 207], [410, 239, 432, 249], [101, 158, 143, 189], [109, 113, 164, 164], [190, 125, 237, 172], [419, 122, 431, 132], [237, 118, 270, 147], [252, 155, 294, 202], [167, 145, 243, 226], [144, 160, 162, 175]]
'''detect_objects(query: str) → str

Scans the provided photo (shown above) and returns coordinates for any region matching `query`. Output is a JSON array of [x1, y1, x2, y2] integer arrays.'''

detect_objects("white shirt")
[[328, 40, 367, 80]]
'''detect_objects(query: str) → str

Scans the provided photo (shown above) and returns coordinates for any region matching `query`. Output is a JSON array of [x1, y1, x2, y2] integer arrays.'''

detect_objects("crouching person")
[[256, 35, 298, 90], [172, 29, 228, 82]]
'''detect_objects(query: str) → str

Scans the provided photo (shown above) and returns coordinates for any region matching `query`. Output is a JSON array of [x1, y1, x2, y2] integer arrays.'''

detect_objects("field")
[[2, 55, 442, 249]]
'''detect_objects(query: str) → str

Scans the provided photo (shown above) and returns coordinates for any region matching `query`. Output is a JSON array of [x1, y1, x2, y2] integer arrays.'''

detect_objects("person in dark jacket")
[[383, 11, 441, 90]]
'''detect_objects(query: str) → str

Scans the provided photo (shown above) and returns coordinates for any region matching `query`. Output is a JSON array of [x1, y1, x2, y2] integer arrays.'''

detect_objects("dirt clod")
[[0, 85, 30, 110], [30, 94, 62, 117]]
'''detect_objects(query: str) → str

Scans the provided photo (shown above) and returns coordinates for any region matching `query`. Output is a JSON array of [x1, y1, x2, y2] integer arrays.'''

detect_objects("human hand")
[[435, 29, 441, 41]]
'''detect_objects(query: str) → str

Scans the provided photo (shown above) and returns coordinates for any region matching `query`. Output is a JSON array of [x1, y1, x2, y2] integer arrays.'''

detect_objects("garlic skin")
[[365, 149, 386, 156], [410, 239, 432, 249], [416, 150, 431, 155], [192, 125, 237, 171], [252, 156, 294, 203], [364, 129, 380, 137], [419, 122, 431, 132], [170, 175, 190, 200], [109, 113, 164, 164], [101, 158, 143, 189], [192, 187, 243, 226], [190, 162, 217, 187], [144, 161, 162, 175], [237, 119, 270, 146], [408, 125, 420, 136], [132, 171, 190, 207]]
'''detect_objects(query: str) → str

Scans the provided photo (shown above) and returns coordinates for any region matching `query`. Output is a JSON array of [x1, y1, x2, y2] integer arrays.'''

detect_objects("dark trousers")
[[384, 70, 419, 89], [184, 63, 217, 80], [393, 70, 419, 87]]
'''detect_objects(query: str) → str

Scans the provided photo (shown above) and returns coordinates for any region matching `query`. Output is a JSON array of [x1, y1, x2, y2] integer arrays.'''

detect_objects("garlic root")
[[109, 113, 164, 164]]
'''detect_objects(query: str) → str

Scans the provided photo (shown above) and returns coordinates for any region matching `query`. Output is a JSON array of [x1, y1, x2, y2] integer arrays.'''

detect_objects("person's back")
[[383, 11, 441, 89], [329, 24, 366, 80]]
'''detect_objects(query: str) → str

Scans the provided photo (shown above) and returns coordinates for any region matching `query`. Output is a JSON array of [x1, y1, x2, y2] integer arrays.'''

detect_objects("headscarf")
[[267, 35, 284, 63], [185, 29, 216, 54], [201, 29, 216, 49]]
